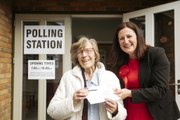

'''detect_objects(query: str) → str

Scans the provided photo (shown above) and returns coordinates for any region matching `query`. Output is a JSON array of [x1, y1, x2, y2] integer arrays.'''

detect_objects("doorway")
[[71, 15, 121, 72], [13, 14, 122, 120]]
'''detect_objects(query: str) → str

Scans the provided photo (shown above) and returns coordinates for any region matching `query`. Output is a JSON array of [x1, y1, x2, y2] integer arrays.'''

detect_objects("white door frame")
[[123, 1, 180, 108], [13, 14, 72, 120]]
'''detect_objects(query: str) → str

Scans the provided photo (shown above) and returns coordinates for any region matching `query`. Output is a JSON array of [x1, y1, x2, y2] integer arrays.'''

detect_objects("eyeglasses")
[[78, 48, 94, 56]]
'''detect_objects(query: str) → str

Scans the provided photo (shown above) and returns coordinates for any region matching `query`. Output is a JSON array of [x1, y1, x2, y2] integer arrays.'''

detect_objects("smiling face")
[[118, 27, 137, 59], [77, 41, 96, 71]]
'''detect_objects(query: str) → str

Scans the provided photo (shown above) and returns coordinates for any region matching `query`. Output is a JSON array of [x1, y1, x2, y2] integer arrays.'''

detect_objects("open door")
[[123, 1, 180, 109], [13, 14, 72, 120]]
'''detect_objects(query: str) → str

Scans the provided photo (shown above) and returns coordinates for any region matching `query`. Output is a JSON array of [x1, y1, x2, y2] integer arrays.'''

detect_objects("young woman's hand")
[[114, 88, 132, 100]]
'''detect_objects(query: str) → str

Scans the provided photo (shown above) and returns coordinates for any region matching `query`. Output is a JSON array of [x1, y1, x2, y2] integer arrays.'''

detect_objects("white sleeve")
[[47, 73, 82, 119], [103, 71, 127, 120]]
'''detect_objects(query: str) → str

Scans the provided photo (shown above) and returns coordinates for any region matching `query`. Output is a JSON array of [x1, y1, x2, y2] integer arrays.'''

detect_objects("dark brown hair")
[[112, 21, 149, 67]]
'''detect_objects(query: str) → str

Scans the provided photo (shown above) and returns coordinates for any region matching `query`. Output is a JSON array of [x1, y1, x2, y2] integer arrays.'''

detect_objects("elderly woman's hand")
[[104, 98, 118, 116], [73, 88, 88, 105]]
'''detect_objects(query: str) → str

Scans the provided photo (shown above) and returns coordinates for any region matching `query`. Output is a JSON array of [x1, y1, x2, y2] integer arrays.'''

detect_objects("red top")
[[119, 59, 153, 120]]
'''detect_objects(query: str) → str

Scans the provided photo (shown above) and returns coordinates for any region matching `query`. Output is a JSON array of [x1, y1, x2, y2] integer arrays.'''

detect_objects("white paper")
[[86, 86, 120, 104]]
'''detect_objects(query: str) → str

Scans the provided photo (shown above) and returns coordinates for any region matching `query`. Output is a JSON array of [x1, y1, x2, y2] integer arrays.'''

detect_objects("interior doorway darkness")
[[72, 16, 122, 72]]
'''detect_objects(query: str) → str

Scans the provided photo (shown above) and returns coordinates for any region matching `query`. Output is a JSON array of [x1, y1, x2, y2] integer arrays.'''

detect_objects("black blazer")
[[119, 47, 180, 120]]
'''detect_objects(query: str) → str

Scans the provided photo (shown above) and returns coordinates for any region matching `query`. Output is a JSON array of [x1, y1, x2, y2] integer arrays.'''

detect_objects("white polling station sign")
[[28, 60, 55, 80], [24, 25, 65, 54]]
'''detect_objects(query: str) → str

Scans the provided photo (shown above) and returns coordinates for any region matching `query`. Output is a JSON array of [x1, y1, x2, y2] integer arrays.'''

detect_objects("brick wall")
[[0, 2, 12, 120], [13, 0, 177, 13]]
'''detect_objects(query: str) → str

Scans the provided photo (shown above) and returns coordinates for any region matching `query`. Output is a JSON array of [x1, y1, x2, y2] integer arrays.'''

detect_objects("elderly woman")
[[47, 35, 127, 120]]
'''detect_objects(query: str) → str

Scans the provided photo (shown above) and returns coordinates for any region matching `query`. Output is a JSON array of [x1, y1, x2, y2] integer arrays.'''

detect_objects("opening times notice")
[[28, 60, 55, 80]]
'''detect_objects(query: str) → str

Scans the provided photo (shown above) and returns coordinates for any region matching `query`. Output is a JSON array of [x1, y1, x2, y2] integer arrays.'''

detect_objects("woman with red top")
[[112, 21, 180, 120]]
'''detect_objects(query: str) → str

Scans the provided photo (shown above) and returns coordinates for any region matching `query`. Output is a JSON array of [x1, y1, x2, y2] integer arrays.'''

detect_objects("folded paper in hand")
[[86, 86, 120, 104]]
